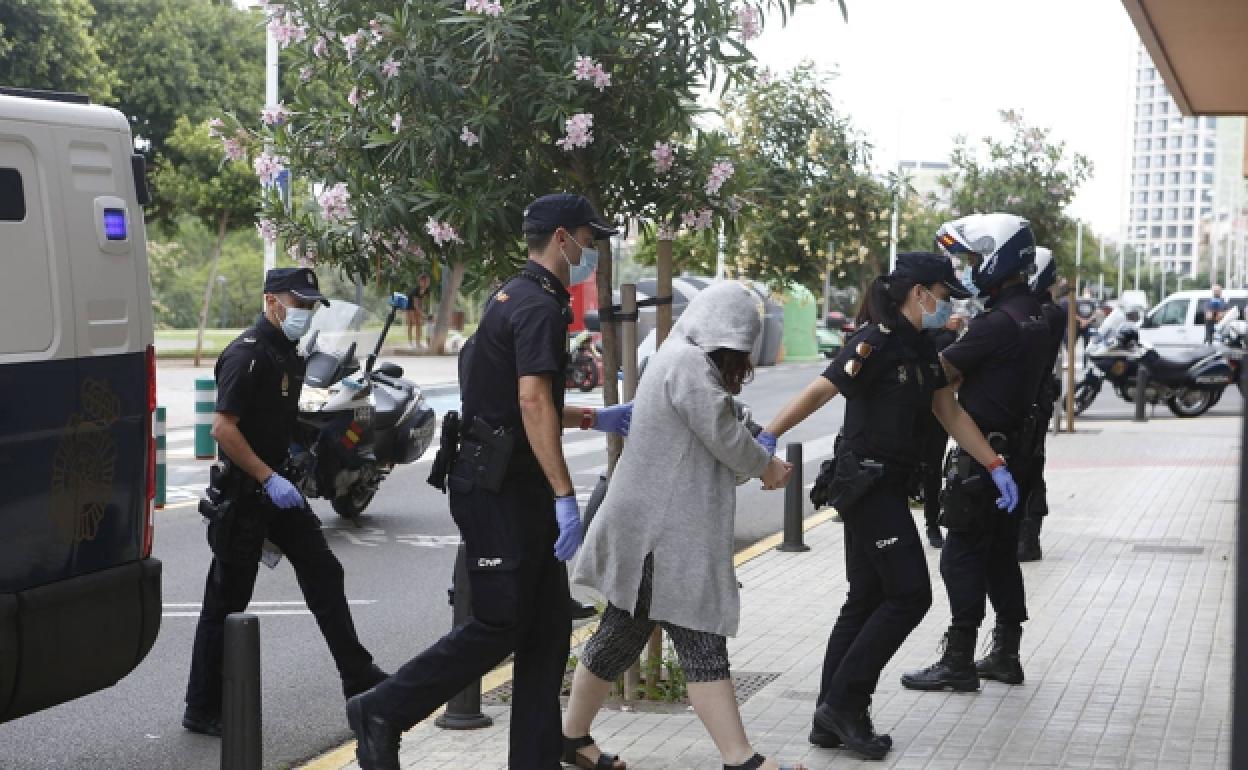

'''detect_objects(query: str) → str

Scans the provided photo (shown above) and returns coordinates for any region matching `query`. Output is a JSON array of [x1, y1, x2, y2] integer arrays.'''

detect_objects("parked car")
[[1138, 289, 1248, 353]]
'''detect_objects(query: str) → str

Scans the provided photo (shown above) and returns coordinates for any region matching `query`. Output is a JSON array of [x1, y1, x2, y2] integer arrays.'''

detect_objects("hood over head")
[[670, 281, 763, 354]]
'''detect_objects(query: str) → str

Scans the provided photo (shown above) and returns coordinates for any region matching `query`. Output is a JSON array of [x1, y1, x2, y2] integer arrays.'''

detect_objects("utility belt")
[[940, 426, 1034, 531], [198, 459, 264, 560], [810, 435, 903, 515], [429, 414, 542, 495]]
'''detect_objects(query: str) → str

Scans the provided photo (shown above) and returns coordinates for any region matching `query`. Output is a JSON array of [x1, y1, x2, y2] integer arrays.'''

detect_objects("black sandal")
[[724, 754, 805, 770], [562, 734, 626, 769]]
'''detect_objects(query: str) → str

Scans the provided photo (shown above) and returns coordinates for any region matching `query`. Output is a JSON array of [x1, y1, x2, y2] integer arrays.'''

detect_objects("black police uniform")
[[185, 288, 380, 723], [1018, 294, 1068, 560], [814, 317, 941, 721], [933, 284, 1050, 634], [361, 259, 572, 769], [916, 326, 959, 537]]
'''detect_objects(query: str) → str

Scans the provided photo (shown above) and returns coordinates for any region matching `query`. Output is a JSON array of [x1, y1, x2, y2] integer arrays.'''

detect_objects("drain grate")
[[483, 670, 780, 708], [1132, 544, 1205, 555]]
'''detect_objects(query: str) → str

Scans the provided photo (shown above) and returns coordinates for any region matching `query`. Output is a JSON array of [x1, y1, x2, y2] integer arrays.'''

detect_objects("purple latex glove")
[[554, 496, 583, 561], [756, 430, 778, 456], [593, 402, 633, 436], [263, 473, 304, 509], [990, 465, 1019, 513]]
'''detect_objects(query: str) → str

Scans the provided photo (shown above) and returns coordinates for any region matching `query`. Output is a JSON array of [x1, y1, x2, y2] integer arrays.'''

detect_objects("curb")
[[296, 507, 839, 770]]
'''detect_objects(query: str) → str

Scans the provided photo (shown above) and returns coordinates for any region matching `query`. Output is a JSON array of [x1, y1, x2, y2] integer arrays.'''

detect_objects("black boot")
[[813, 703, 890, 760], [900, 628, 980, 692], [926, 526, 944, 549], [346, 693, 402, 770], [810, 713, 893, 750], [1017, 516, 1043, 562], [343, 663, 389, 699], [975, 624, 1025, 685]]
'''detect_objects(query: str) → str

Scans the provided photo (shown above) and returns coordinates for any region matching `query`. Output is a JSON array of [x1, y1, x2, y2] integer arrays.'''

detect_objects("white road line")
[[163, 600, 377, 608]]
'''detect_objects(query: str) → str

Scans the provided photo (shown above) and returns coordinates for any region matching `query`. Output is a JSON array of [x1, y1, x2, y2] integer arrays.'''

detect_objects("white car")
[[1138, 289, 1248, 353]]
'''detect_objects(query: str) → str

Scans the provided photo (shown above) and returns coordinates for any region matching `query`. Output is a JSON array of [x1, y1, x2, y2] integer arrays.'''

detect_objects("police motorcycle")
[[1072, 316, 1232, 418], [1212, 306, 1247, 398], [288, 293, 436, 518]]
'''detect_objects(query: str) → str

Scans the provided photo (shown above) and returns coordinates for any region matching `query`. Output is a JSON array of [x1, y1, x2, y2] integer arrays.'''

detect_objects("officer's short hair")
[[525, 231, 555, 253]]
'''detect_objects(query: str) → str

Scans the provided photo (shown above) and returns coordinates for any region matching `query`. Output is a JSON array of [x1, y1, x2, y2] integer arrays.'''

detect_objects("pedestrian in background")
[[567, 281, 797, 770], [405, 272, 432, 348], [760, 253, 1012, 760], [184, 268, 386, 737], [1206, 284, 1228, 344], [345, 194, 632, 770]]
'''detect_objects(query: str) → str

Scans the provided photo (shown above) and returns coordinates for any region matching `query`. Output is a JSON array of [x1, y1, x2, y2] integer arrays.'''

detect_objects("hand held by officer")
[[760, 457, 793, 491], [990, 464, 1019, 513], [593, 402, 633, 436], [263, 472, 304, 509], [553, 495, 583, 561]]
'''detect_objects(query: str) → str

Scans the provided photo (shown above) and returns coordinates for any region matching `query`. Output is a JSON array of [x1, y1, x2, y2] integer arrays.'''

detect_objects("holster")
[[456, 416, 515, 494], [427, 410, 462, 493], [810, 447, 884, 514], [940, 450, 991, 531], [199, 460, 259, 560]]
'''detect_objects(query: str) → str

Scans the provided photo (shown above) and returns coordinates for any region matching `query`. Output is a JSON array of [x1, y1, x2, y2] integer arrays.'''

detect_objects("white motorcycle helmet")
[[935, 213, 1036, 296], [1029, 246, 1056, 295]]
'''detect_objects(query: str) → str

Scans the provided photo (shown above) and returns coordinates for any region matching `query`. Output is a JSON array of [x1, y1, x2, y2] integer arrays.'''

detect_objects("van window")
[[1153, 299, 1189, 326], [0, 167, 24, 220]]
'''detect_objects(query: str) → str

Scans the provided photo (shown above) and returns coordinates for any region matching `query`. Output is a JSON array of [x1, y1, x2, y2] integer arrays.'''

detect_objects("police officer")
[[184, 267, 385, 736], [901, 213, 1050, 694], [760, 253, 1014, 760], [1018, 248, 1067, 562], [346, 194, 632, 770]]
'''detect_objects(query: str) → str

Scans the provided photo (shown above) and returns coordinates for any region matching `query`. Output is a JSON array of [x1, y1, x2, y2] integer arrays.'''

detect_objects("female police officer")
[[758, 253, 1019, 760]]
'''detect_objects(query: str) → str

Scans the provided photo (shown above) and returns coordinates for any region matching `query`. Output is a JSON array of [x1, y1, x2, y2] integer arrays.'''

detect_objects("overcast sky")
[[750, 0, 1140, 238]]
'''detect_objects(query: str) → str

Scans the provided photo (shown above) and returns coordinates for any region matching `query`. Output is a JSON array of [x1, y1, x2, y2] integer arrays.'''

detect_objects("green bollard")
[[155, 406, 167, 508], [195, 378, 217, 459]]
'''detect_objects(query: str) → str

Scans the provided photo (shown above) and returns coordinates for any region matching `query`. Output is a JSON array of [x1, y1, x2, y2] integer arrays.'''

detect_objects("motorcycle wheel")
[[331, 484, 377, 519], [1166, 388, 1216, 418], [571, 359, 599, 392], [1073, 382, 1097, 416]]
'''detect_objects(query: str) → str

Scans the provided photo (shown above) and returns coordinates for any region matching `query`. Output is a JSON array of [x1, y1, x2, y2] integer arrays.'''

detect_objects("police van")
[[0, 88, 160, 723]]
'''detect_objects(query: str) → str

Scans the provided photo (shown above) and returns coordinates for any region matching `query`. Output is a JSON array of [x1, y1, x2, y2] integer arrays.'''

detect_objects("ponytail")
[[855, 274, 918, 328]]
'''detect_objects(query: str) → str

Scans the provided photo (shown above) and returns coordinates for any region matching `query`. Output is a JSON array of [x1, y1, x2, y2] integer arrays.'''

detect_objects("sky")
[[749, 0, 1141, 238]]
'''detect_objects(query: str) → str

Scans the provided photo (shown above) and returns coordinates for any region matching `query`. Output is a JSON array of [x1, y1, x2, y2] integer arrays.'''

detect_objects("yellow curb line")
[[298, 509, 838, 770]]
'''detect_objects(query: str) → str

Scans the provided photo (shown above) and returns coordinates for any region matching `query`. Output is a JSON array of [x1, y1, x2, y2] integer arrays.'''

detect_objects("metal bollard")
[[435, 544, 494, 730], [154, 406, 167, 508], [1134, 366, 1150, 423], [221, 613, 261, 770], [776, 443, 810, 553], [195, 378, 217, 459]]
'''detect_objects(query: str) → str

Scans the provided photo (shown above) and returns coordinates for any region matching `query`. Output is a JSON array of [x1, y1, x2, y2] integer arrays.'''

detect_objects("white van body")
[[0, 89, 160, 723], [1137, 289, 1248, 353]]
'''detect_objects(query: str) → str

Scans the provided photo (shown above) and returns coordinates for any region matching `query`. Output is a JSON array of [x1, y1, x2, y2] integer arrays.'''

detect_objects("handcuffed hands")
[[760, 457, 793, 491]]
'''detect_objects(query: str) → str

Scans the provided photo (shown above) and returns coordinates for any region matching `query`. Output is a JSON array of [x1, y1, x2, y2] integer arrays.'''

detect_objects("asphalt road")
[[1, 357, 1237, 769]]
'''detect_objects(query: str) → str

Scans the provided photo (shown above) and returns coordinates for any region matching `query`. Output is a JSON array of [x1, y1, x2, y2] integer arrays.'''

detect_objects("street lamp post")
[[1075, 220, 1083, 295], [263, 19, 279, 281]]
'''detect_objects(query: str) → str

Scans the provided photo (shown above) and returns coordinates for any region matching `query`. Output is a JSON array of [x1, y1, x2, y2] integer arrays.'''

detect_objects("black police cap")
[[264, 267, 330, 306], [893, 251, 972, 300], [522, 193, 619, 238]]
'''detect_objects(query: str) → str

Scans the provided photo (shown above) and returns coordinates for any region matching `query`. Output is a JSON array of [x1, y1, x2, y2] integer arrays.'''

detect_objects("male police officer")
[[1017, 248, 1068, 562], [346, 194, 632, 770], [901, 213, 1050, 693], [184, 267, 385, 736]]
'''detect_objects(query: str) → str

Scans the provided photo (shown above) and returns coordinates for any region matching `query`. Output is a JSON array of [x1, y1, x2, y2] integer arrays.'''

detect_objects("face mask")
[[960, 265, 979, 296], [279, 304, 313, 340], [920, 289, 953, 330], [562, 236, 599, 287]]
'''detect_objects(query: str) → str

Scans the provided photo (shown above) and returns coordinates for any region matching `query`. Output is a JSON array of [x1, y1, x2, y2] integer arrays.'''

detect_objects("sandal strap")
[[564, 734, 597, 751], [724, 753, 766, 770]]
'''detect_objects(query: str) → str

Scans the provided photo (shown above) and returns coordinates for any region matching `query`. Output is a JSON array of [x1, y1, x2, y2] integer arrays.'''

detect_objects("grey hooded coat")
[[572, 282, 771, 637]]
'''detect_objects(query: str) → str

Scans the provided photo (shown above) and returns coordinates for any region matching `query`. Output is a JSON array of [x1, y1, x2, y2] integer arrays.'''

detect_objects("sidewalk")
[[304, 413, 1239, 769]]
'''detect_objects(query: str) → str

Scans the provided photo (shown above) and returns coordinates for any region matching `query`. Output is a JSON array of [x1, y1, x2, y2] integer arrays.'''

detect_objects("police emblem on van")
[[50, 379, 120, 544]]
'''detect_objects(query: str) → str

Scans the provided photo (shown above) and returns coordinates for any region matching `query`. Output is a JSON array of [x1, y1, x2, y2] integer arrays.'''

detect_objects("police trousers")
[[818, 480, 932, 712], [185, 498, 375, 714], [940, 459, 1033, 630], [365, 471, 571, 770], [1023, 431, 1049, 520], [920, 423, 950, 530]]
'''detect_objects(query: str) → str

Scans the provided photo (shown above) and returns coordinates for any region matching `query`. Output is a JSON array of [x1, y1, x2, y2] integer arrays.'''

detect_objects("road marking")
[[162, 599, 377, 618], [395, 534, 462, 548]]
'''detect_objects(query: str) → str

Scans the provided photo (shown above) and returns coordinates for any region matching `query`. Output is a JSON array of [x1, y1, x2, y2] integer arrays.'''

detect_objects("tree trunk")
[[429, 260, 467, 355], [588, 204, 622, 470], [193, 213, 229, 367]]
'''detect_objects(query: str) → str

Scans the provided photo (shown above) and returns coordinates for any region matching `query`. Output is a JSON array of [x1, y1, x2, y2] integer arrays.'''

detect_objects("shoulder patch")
[[855, 341, 874, 358], [844, 358, 863, 378]]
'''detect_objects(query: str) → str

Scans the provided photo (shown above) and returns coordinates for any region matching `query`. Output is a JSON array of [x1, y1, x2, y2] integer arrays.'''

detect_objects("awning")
[[1122, 0, 1248, 116]]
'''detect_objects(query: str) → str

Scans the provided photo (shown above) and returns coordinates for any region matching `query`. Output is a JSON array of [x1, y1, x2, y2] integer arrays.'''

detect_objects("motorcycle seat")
[[1151, 347, 1216, 373]]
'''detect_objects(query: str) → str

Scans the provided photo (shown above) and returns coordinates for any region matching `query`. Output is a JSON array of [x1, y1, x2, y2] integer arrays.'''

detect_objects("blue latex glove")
[[756, 430, 778, 456], [263, 473, 304, 509], [990, 465, 1019, 513], [594, 402, 633, 436], [554, 496, 583, 561]]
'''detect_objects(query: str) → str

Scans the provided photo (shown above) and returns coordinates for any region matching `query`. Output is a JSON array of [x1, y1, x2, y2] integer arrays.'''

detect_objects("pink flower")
[[348, 87, 362, 107], [288, 242, 317, 267], [460, 126, 480, 147], [256, 218, 278, 244], [695, 209, 714, 231], [705, 159, 735, 196], [207, 118, 225, 138], [369, 19, 384, 44], [657, 223, 676, 241], [1005, 194, 1022, 205], [381, 58, 400, 78], [555, 113, 594, 151], [426, 218, 462, 246], [756, 67, 774, 86], [267, 12, 307, 48], [342, 33, 360, 61], [465, 0, 503, 16], [651, 141, 674, 173], [222, 138, 246, 162], [681, 211, 697, 229], [261, 103, 290, 127], [253, 152, 286, 186], [572, 56, 611, 92], [312, 36, 329, 58], [391, 113, 403, 133], [317, 182, 352, 223], [736, 5, 762, 41], [593, 69, 612, 91], [299, 66, 313, 82]]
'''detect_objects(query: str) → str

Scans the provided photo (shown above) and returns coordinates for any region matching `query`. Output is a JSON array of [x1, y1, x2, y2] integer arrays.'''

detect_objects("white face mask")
[[561, 233, 599, 287], [279, 302, 314, 340]]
